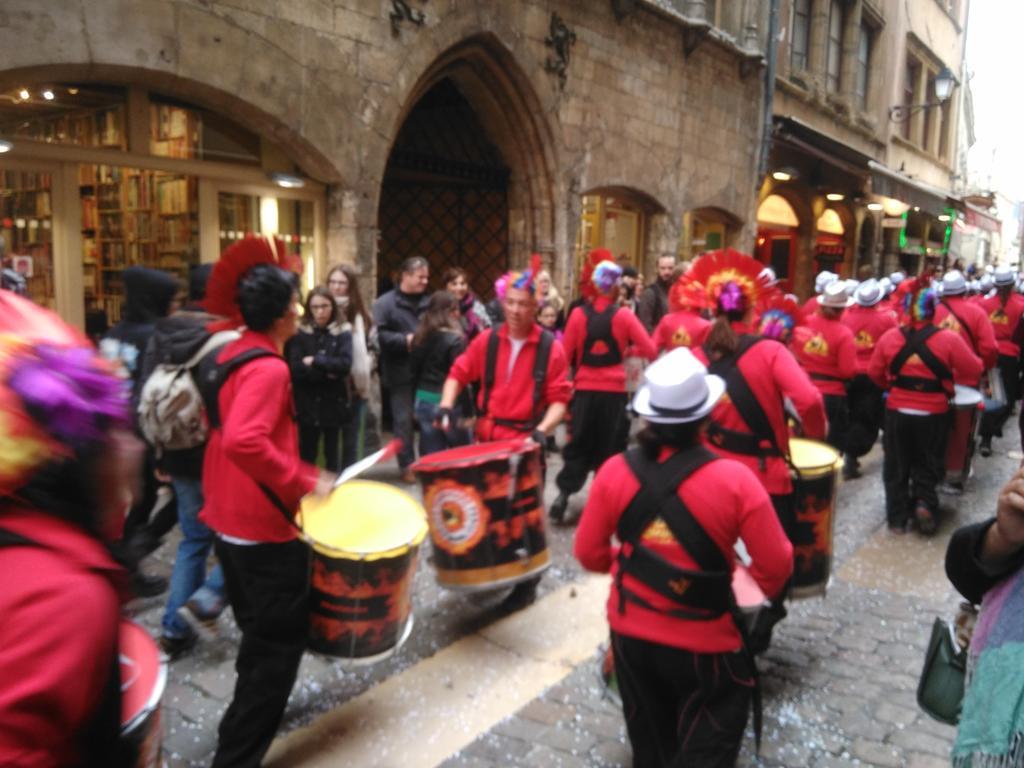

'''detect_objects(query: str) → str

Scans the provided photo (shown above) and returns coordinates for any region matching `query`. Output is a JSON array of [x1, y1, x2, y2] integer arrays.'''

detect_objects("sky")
[[963, 1, 1024, 201]]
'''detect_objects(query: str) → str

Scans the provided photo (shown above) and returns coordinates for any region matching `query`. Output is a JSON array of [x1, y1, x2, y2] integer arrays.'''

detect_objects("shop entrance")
[[377, 78, 509, 297], [756, 194, 801, 293]]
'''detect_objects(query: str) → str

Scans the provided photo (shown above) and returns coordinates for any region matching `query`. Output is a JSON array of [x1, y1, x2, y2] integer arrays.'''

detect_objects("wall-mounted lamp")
[[771, 167, 798, 182], [0, 139, 12, 154], [889, 67, 955, 122], [825, 193, 845, 202], [268, 172, 305, 189], [866, 202, 884, 212]]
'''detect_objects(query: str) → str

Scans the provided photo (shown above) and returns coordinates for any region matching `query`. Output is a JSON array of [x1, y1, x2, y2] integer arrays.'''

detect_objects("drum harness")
[[704, 336, 794, 473], [940, 300, 980, 358], [614, 446, 764, 751], [889, 326, 953, 397], [480, 326, 554, 434], [576, 303, 622, 368]]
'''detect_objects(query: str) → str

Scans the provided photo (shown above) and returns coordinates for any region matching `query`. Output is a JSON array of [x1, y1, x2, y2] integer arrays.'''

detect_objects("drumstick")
[[333, 439, 403, 488]]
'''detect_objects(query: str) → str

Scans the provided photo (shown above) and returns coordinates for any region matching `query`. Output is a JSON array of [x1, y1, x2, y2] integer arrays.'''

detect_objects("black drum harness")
[[480, 326, 554, 433], [577, 303, 622, 368], [889, 325, 953, 396]]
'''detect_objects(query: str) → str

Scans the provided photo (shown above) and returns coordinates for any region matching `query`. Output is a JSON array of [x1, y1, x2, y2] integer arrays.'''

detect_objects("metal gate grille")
[[378, 181, 508, 299]]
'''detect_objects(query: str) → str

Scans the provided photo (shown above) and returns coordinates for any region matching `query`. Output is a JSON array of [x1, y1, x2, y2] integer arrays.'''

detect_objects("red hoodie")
[[868, 323, 984, 413], [561, 295, 656, 393], [792, 312, 858, 396], [574, 449, 793, 652], [694, 328, 827, 495], [935, 296, 999, 370], [842, 304, 899, 374], [979, 291, 1024, 358], [652, 310, 711, 353]]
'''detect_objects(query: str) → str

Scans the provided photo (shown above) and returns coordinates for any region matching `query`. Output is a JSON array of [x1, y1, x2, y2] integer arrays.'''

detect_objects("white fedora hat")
[[854, 279, 884, 307], [994, 266, 1016, 286], [817, 280, 854, 308], [941, 270, 967, 297], [815, 271, 838, 294], [632, 347, 725, 424]]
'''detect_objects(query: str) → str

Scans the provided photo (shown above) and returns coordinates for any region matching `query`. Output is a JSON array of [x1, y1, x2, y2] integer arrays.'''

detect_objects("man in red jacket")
[[841, 279, 898, 478], [574, 347, 792, 767], [977, 266, 1024, 455], [793, 280, 857, 455], [869, 278, 983, 534], [201, 264, 336, 768], [550, 258, 655, 523]]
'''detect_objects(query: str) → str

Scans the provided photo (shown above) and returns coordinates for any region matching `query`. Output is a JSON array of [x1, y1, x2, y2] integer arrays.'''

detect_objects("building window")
[[902, 57, 921, 141], [791, 0, 811, 72], [826, 0, 844, 93], [922, 76, 936, 152], [854, 23, 872, 111], [938, 98, 952, 161]]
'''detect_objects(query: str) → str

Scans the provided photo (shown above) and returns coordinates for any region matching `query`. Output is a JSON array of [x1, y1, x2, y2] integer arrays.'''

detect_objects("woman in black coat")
[[286, 287, 353, 471]]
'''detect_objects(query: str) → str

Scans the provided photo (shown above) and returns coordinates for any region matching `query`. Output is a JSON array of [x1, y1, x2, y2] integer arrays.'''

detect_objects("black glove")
[[434, 407, 454, 431], [531, 429, 546, 448]]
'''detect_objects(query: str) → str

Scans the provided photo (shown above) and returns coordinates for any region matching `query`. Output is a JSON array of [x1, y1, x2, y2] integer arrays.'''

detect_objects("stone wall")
[[0, 0, 765, 294]]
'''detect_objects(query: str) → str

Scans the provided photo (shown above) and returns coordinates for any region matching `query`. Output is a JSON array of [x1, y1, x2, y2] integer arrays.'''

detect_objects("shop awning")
[[963, 202, 1001, 233], [774, 117, 874, 179], [868, 161, 953, 217]]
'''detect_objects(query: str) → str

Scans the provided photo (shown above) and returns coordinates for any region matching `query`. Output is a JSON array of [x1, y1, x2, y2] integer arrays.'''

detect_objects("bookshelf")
[[80, 164, 198, 324], [0, 170, 55, 307]]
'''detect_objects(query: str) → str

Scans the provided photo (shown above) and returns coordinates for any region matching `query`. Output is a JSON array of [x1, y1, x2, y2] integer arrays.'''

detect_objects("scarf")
[[458, 292, 489, 341], [954, 567, 1024, 767], [335, 296, 372, 398]]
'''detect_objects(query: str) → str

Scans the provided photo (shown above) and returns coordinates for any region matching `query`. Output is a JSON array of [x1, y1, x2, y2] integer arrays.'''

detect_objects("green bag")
[[917, 617, 967, 725]]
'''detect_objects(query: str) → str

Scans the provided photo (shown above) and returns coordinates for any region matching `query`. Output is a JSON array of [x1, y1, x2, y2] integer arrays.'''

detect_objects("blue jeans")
[[161, 477, 226, 639], [414, 399, 472, 457]]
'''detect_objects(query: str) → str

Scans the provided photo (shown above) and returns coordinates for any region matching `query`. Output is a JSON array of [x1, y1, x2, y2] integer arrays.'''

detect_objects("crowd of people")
[[5, 233, 1024, 766]]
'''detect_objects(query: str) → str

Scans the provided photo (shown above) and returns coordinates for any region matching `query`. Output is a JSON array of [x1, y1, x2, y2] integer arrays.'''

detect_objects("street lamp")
[[889, 67, 956, 122]]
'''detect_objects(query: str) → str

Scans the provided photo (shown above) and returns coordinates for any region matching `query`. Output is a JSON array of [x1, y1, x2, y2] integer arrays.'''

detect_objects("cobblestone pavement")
[[136, 433, 1018, 767]]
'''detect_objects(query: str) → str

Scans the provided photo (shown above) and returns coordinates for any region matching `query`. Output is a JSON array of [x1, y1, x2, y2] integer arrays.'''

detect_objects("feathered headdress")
[[677, 249, 779, 317], [504, 253, 543, 297], [757, 293, 805, 343], [895, 275, 938, 324], [205, 236, 299, 326], [580, 248, 615, 301], [668, 279, 710, 313]]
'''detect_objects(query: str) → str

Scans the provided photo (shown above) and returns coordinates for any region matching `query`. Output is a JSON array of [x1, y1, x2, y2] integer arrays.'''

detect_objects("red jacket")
[[792, 312, 858, 396], [935, 296, 999, 370], [652, 310, 711, 354], [694, 329, 827, 495], [201, 330, 320, 542], [979, 292, 1024, 358], [448, 323, 572, 441], [574, 450, 792, 652], [841, 304, 899, 375], [562, 296, 656, 392], [0, 507, 124, 767], [868, 323, 984, 413]]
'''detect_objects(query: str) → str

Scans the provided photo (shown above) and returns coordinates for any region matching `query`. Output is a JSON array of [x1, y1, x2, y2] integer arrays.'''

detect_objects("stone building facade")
[[0, 0, 769, 323]]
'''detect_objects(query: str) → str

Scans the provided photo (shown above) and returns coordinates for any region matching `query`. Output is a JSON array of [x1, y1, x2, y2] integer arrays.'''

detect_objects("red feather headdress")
[[580, 248, 613, 301], [756, 293, 805, 343], [668, 279, 709, 313], [677, 249, 779, 317], [205, 236, 298, 327]]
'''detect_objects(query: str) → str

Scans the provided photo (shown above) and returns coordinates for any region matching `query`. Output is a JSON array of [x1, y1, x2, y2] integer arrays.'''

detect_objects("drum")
[[299, 480, 427, 664], [945, 385, 983, 485], [986, 366, 1007, 407], [119, 619, 166, 768], [598, 564, 767, 706], [788, 438, 842, 599], [412, 440, 550, 592]]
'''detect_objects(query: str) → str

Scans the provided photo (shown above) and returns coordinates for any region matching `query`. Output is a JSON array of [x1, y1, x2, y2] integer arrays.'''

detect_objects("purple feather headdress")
[[718, 282, 745, 314]]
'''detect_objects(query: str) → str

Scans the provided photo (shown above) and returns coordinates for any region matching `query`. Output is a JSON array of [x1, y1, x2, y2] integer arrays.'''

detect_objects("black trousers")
[[612, 631, 754, 768], [846, 375, 884, 459], [212, 539, 310, 768], [298, 423, 341, 473], [390, 382, 416, 469], [980, 354, 1019, 440], [556, 390, 629, 496], [882, 409, 949, 527], [823, 393, 850, 455]]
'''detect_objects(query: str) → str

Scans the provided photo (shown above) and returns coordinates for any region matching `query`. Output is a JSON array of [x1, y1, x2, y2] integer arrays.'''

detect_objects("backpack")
[[136, 330, 241, 453]]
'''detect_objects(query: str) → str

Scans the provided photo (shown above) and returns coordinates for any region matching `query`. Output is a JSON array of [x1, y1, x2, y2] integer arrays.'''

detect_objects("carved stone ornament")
[[544, 13, 577, 89], [390, 0, 427, 36]]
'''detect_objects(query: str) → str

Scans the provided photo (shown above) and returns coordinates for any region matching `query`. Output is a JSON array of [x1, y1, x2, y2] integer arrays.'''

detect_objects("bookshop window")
[[0, 170, 55, 307], [218, 192, 316, 289], [0, 85, 126, 150], [150, 97, 261, 165], [80, 165, 199, 326]]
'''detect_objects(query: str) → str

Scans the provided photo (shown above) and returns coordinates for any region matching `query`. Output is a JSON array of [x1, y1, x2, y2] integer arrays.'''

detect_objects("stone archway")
[[375, 35, 557, 299]]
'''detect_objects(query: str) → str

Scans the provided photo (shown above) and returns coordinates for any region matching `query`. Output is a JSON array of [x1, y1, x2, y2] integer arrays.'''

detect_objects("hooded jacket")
[[285, 322, 353, 427]]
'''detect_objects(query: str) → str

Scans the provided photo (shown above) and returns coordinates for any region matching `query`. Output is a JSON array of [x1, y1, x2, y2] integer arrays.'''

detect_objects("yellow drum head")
[[299, 480, 427, 560], [789, 437, 842, 474]]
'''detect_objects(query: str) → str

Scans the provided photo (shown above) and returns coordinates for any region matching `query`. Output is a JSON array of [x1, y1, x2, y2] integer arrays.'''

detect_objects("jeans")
[[390, 383, 416, 469], [212, 538, 310, 768], [298, 424, 340, 472], [414, 399, 472, 457], [161, 477, 226, 639]]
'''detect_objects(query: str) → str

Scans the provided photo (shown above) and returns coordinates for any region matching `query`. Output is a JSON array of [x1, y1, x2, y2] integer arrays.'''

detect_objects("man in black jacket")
[[636, 254, 676, 332], [372, 256, 431, 481]]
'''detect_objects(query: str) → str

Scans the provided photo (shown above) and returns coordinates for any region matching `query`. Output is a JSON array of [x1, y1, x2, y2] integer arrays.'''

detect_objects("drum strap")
[[482, 326, 554, 429], [198, 347, 281, 430], [705, 336, 787, 467], [578, 303, 622, 368], [0, 528, 129, 767], [890, 326, 952, 395], [615, 448, 764, 751], [941, 300, 978, 357]]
